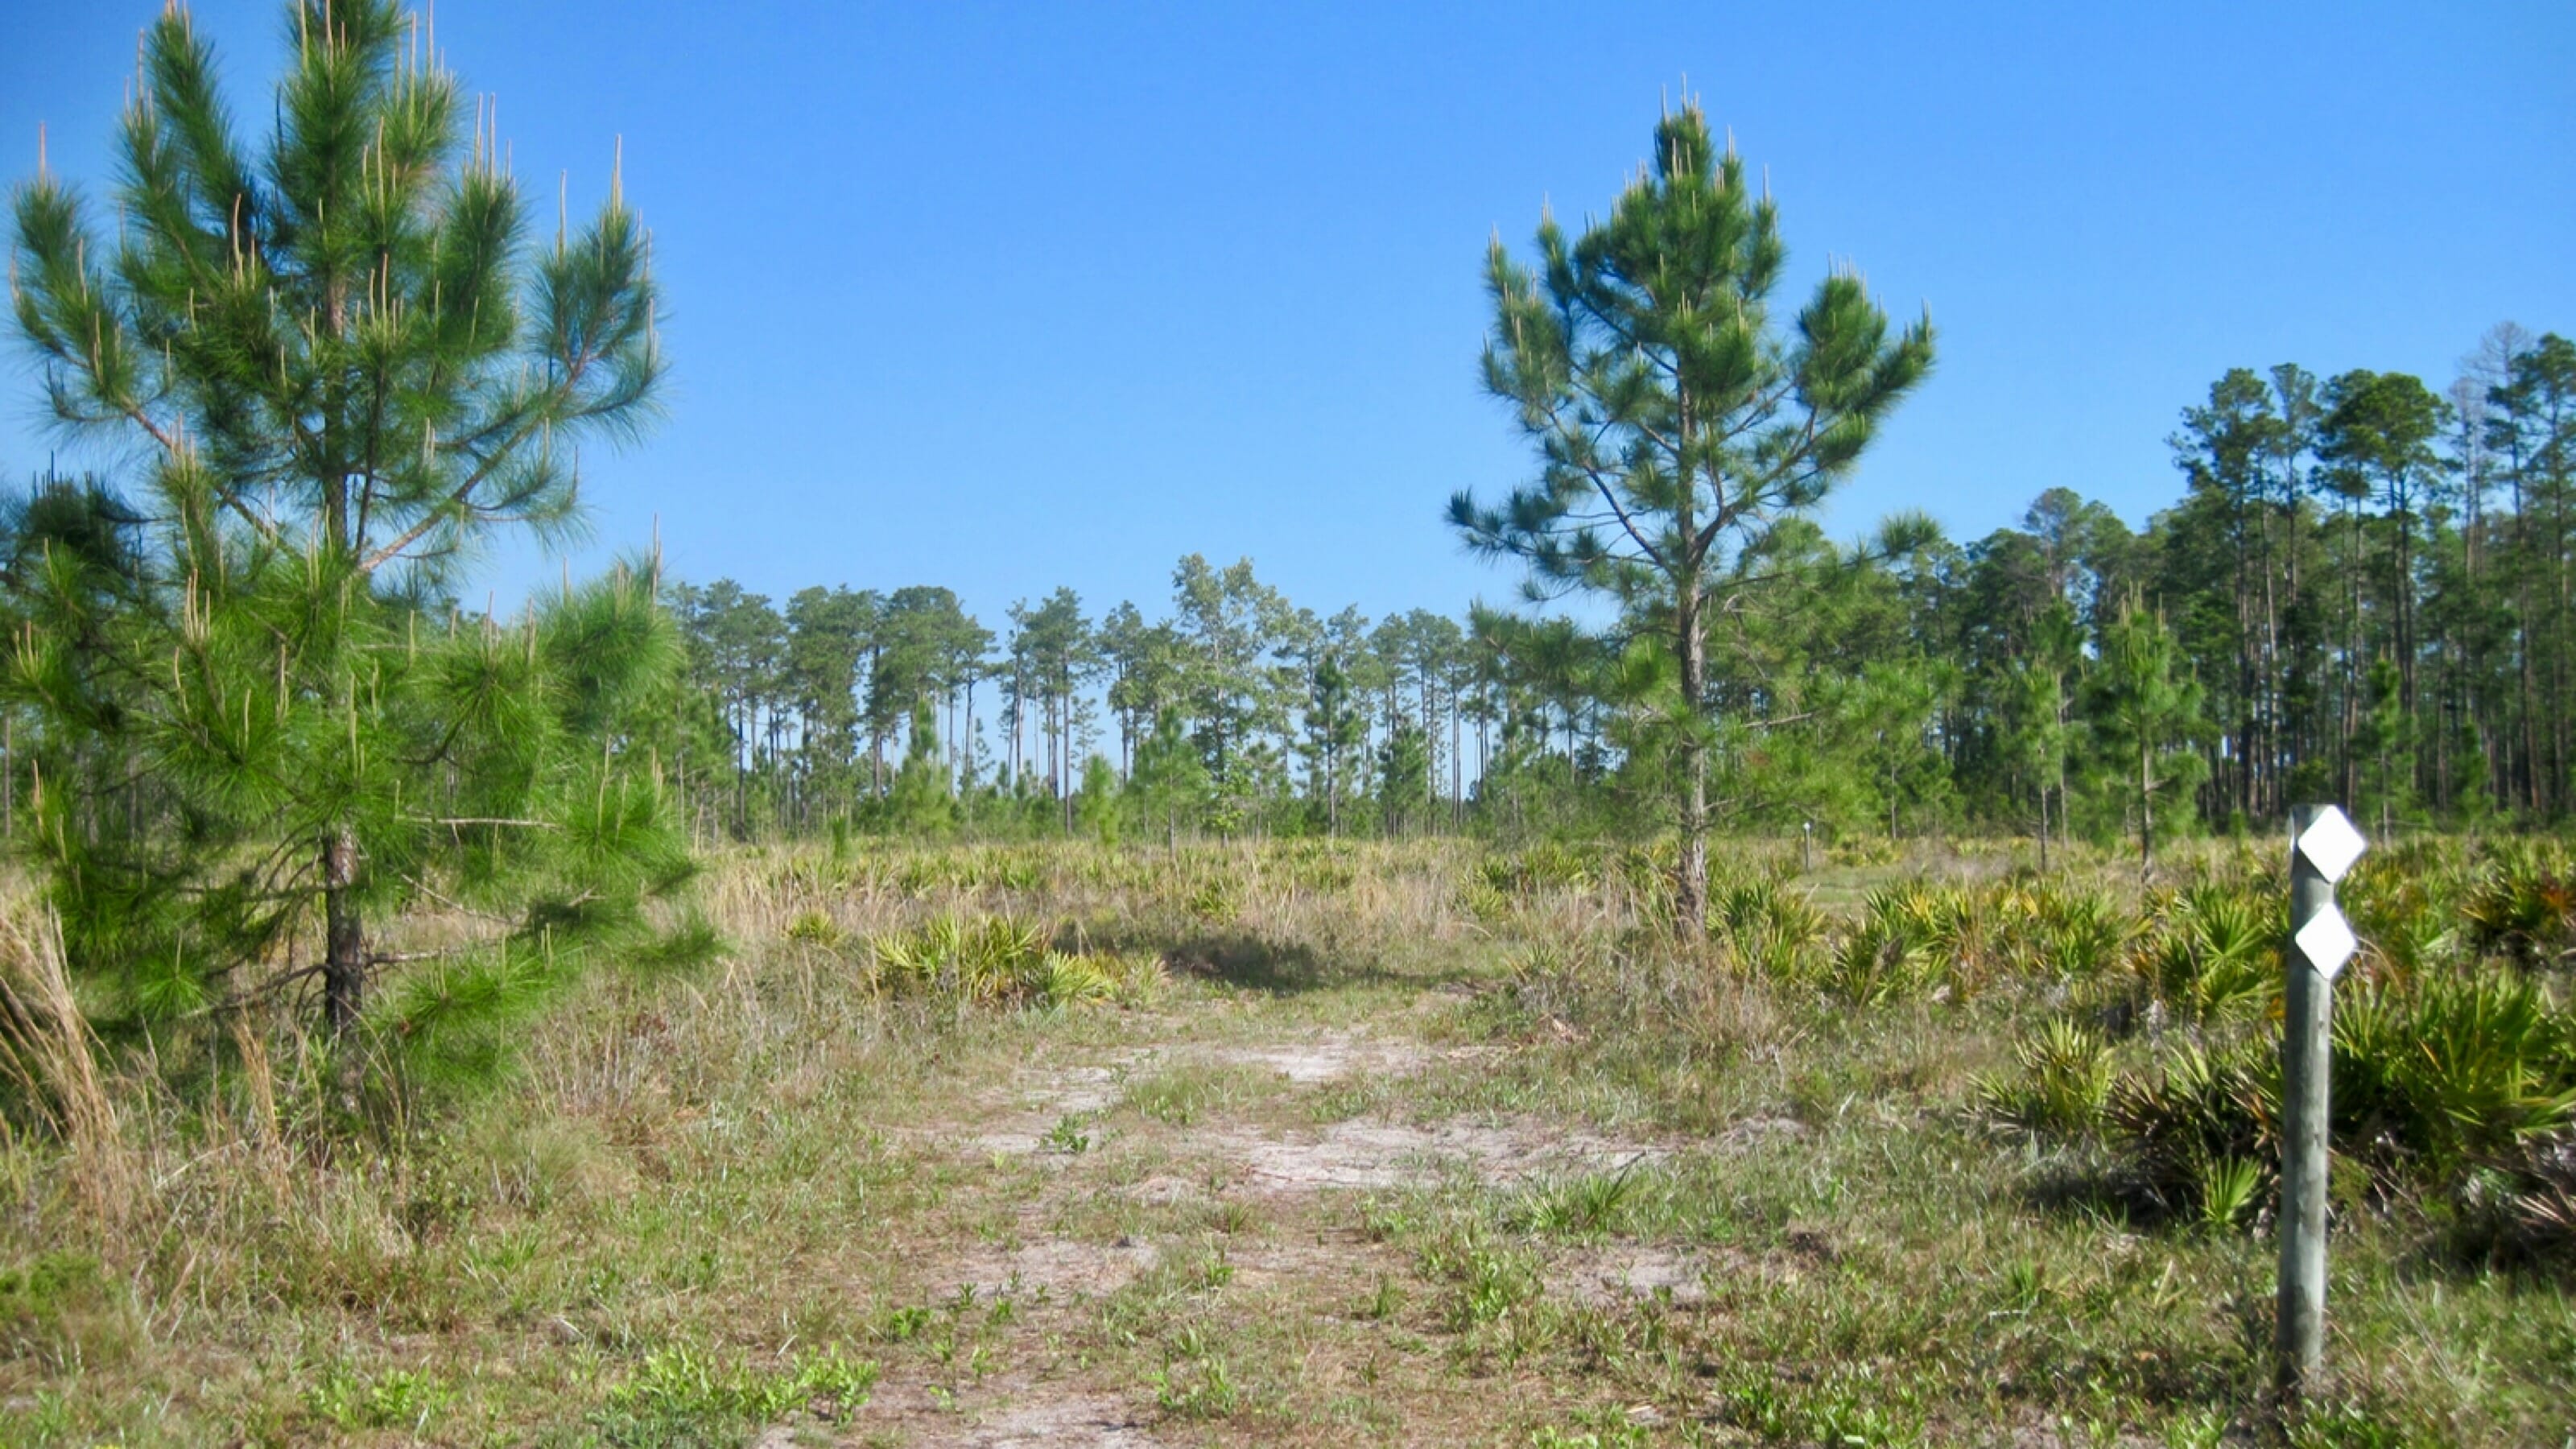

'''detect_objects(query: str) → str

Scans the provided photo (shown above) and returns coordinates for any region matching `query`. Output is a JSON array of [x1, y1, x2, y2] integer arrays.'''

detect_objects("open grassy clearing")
[[1, 838, 2570, 1447]]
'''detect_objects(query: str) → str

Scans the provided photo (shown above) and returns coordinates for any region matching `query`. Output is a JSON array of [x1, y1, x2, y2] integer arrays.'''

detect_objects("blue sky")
[[5, 1, 2570, 632]]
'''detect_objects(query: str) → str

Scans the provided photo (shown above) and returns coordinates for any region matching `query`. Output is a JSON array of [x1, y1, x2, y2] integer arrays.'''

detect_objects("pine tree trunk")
[[2138, 737, 2154, 880], [1450, 694, 1462, 832], [323, 826, 365, 1038], [1676, 576, 1708, 938], [2514, 468, 2541, 814], [2343, 502, 2363, 803], [2545, 474, 2566, 815]]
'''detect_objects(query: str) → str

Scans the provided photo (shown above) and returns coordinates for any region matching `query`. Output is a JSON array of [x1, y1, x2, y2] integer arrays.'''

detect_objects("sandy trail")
[[834, 1012, 1696, 1447]]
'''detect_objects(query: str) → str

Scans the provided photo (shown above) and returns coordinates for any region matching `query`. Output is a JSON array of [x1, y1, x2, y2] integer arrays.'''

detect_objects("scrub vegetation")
[[0, 836, 2572, 1446]]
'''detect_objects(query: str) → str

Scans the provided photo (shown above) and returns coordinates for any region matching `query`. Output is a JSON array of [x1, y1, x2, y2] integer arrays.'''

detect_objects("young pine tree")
[[5, 0, 680, 1060], [2004, 601, 2081, 869], [1302, 651, 1368, 837], [1374, 721, 1431, 836], [886, 700, 954, 835], [1455, 98, 1933, 933], [1127, 707, 1208, 851], [2083, 594, 2209, 877]]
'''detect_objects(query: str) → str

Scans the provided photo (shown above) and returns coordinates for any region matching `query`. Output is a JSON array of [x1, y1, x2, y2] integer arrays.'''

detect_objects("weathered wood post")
[[2277, 803, 2365, 1397]]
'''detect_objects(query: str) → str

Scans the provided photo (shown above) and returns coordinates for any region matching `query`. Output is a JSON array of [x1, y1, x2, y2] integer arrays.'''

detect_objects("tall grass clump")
[[0, 903, 134, 1223]]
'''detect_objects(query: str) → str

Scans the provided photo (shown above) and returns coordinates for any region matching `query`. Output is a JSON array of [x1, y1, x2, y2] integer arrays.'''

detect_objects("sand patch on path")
[[958, 1028, 1442, 1157], [1205, 1116, 1668, 1193], [960, 1057, 1144, 1156], [1185, 1029, 1435, 1085], [1550, 1244, 1718, 1306], [945, 1391, 1161, 1447], [822, 1386, 1163, 1448], [945, 1236, 1163, 1300]]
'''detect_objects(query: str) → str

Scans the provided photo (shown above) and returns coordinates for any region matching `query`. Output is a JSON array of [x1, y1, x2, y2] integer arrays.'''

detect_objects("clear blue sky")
[[5, 1, 2570, 631]]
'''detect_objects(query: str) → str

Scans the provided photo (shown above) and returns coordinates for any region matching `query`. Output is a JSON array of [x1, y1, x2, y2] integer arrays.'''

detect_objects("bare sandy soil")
[[838, 1014, 1695, 1447]]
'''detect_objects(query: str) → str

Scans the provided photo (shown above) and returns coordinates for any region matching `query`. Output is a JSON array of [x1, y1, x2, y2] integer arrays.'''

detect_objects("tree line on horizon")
[[658, 316, 2576, 860]]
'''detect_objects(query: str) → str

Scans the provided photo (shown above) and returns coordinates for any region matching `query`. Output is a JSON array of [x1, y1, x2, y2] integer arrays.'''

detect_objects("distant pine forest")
[[658, 330, 2576, 848]]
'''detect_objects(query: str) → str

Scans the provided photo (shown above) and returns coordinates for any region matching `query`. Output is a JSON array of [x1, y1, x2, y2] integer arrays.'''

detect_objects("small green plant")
[[1360, 1195, 1425, 1242], [597, 1343, 878, 1444], [1154, 1352, 1241, 1420], [876, 1304, 935, 1343], [1123, 1063, 1261, 1126], [2196, 1155, 2264, 1234], [1040, 1113, 1093, 1154], [303, 1364, 455, 1435], [2161, 1407, 2233, 1449], [1185, 1246, 1236, 1291], [1418, 1228, 1542, 1331], [2285, 1397, 2425, 1449], [1357, 1274, 1404, 1320], [1507, 1166, 1641, 1238], [1997, 1254, 2047, 1313], [784, 908, 844, 947], [1530, 1417, 1649, 1448]]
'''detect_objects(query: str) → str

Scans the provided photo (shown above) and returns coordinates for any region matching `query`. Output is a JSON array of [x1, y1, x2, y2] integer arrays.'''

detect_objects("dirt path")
[[820, 989, 1689, 1447]]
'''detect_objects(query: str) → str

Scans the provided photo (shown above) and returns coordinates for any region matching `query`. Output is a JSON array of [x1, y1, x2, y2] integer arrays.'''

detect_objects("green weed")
[[597, 1343, 877, 1444]]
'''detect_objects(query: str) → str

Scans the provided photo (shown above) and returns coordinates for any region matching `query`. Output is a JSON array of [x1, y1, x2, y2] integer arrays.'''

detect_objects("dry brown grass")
[[0, 901, 134, 1226]]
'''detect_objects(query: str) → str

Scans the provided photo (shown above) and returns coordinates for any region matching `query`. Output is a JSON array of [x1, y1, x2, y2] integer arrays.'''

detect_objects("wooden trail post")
[[2277, 803, 2365, 1397]]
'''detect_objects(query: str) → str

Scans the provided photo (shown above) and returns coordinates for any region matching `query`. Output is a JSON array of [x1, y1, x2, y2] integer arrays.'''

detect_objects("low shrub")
[[866, 916, 1161, 1008], [2136, 881, 2278, 1023], [1992, 943, 2576, 1236], [2461, 840, 2576, 970], [1708, 876, 1827, 980], [1978, 1018, 2116, 1139]]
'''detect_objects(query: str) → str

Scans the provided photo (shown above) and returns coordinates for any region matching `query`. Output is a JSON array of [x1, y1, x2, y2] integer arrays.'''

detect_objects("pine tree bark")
[[323, 826, 365, 1038], [2138, 736, 2155, 880], [1676, 573, 1708, 937]]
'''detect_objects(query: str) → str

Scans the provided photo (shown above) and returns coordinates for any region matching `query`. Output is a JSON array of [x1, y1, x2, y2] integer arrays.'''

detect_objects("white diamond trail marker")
[[2292, 902, 2359, 980], [2278, 803, 2368, 1393], [2293, 805, 2368, 884]]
